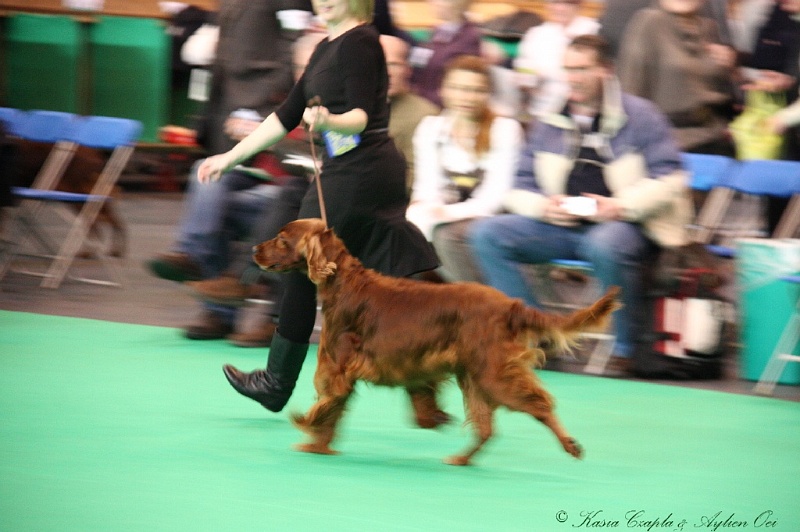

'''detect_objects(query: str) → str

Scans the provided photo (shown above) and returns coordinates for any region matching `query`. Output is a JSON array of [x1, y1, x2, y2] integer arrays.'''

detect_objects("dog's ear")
[[304, 233, 337, 283]]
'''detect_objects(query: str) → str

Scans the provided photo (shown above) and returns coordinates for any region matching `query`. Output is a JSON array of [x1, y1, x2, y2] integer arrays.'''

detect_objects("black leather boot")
[[222, 332, 309, 412]]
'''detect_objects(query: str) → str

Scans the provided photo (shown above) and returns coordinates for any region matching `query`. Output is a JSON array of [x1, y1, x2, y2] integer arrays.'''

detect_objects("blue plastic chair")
[[729, 159, 800, 197], [0, 110, 81, 281], [0, 107, 27, 137], [682, 152, 737, 192], [529, 256, 617, 375], [3, 115, 142, 288], [695, 159, 800, 257], [13, 110, 81, 192], [16, 110, 79, 143]]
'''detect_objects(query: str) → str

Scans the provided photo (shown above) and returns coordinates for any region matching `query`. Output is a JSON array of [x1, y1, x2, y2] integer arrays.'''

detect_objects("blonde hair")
[[348, 0, 375, 22], [443, 55, 495, 157]]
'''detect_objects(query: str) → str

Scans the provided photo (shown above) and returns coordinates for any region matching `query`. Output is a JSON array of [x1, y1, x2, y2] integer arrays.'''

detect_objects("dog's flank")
[[253, 218, 620, 465]]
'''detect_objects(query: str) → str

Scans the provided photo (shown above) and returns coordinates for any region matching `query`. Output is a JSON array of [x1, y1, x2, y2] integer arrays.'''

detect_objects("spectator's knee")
[[468, 218, 494, 251]]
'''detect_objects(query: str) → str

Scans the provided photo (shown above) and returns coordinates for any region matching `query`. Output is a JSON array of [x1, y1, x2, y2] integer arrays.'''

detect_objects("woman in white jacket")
[[407, 55, 523, 282]]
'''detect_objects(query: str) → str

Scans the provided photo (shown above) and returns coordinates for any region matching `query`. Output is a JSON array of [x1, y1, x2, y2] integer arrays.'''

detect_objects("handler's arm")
[[197, 113, 288, 183]]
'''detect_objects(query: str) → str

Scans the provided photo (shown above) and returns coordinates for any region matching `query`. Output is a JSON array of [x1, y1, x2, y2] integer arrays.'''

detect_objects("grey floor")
[[1, 183, 798, 403]]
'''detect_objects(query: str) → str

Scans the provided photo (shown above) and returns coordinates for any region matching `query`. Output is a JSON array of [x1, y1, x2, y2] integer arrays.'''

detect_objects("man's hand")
[[544, 195, 581, 226], [586, 194, 623, 223]]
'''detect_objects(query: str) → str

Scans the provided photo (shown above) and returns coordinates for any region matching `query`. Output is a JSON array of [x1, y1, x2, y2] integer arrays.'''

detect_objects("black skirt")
[[298, 132, 439, 277]]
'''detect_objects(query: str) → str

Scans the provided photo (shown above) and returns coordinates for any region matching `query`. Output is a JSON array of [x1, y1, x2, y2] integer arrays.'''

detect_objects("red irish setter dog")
[[254, 218, 620, 466]]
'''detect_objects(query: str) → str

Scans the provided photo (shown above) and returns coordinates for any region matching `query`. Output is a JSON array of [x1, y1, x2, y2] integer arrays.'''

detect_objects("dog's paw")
[[415, 409, 452, 429], [563, 437, 584, 459], [294, 442, 339, 455], [443, 455, 471, 466]]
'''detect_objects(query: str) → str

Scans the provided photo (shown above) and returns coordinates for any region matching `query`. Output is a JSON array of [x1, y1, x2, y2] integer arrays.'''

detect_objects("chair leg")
[[531, 262, 619, 375], [754, 313, 800, 396], [773, 194, 800, 239], [41, 200, 102, 289], [40, 147, 133, 289], [582, 333, 616, 375]]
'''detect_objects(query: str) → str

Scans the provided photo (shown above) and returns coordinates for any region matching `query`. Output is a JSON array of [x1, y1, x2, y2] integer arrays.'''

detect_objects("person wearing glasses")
[[514, 0, 600, 120]]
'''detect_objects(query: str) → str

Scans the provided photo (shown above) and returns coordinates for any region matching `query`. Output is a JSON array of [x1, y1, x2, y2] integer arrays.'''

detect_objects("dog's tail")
[[511, 286, 622, 354]]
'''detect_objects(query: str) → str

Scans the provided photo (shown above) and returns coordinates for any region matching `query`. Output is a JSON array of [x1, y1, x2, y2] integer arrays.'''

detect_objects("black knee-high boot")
[[222, 331, 309, 412]]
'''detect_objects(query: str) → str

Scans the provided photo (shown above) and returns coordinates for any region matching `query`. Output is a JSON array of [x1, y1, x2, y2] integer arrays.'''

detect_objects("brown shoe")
[[185, 276, 266, 307], [184, 311, 235, 340], [147, 252, 203, 282], [227, 322, 276, 348], [605, 355, 632, 377]]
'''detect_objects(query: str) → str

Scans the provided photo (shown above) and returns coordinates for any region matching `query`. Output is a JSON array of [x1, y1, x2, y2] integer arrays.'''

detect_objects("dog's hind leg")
[[477, 358, 583, 460], [406, 382, 451, 429], [444, 374, 495, 466]]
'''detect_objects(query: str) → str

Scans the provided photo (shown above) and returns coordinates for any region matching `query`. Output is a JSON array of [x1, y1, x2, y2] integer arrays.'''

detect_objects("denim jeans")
[[174, 163, 282, 325], [174, 163, 281, 279], [469, 214, 658, 356]]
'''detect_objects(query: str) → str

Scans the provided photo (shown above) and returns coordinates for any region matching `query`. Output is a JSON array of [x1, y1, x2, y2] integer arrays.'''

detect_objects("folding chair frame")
[[0, 110, 81, 280], [693, 159, 800, 248], [1, 115, 141, 289], [526, 260, 617, 375]]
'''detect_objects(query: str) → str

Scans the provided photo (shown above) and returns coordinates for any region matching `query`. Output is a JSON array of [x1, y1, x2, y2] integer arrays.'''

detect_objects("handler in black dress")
[[197, 0, 439, 412]]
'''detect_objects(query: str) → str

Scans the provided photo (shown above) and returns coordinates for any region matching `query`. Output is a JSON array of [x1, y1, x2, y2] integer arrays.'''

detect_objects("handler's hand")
[[197, 153, 234, 183], [303, 105, 330, 132]]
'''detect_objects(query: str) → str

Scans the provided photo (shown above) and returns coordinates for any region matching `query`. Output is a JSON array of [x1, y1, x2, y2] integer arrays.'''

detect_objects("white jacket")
[[408, 113, 523, 239]]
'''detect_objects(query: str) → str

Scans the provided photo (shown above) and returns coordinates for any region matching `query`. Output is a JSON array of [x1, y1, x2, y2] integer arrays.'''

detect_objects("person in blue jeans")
[[147, 162, 285, 339], [469, 35, 692, 365]]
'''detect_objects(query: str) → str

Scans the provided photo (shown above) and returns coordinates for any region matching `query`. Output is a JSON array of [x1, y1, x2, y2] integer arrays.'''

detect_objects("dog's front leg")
[[291, 347, 355, 455], [291, 393, 351, 455]]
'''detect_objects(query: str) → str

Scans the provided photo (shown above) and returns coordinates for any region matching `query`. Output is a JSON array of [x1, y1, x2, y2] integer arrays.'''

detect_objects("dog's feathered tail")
[[510, 286, 622, 354]]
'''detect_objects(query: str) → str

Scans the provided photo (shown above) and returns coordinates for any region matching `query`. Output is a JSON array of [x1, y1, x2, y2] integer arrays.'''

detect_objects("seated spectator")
[[514, 0, 600, 120], [407, 55, 523, 282], [146, 159, 284, 341], [469, 35, 692, 368], [409, 0, 483, 107], [616, 0, 738, 156], [379, 35, 441, 192]]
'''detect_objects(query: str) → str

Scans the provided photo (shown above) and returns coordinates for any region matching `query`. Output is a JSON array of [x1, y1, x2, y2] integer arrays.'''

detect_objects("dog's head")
[[253, 218, 338, 284]]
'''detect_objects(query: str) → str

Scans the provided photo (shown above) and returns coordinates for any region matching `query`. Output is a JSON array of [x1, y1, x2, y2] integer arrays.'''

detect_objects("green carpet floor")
[[1, 310, 799, 531]]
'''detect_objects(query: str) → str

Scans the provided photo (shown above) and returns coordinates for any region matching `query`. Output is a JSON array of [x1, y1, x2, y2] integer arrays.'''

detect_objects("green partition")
[[89, 16, 170, 142], [5, 13, 83, 113]]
